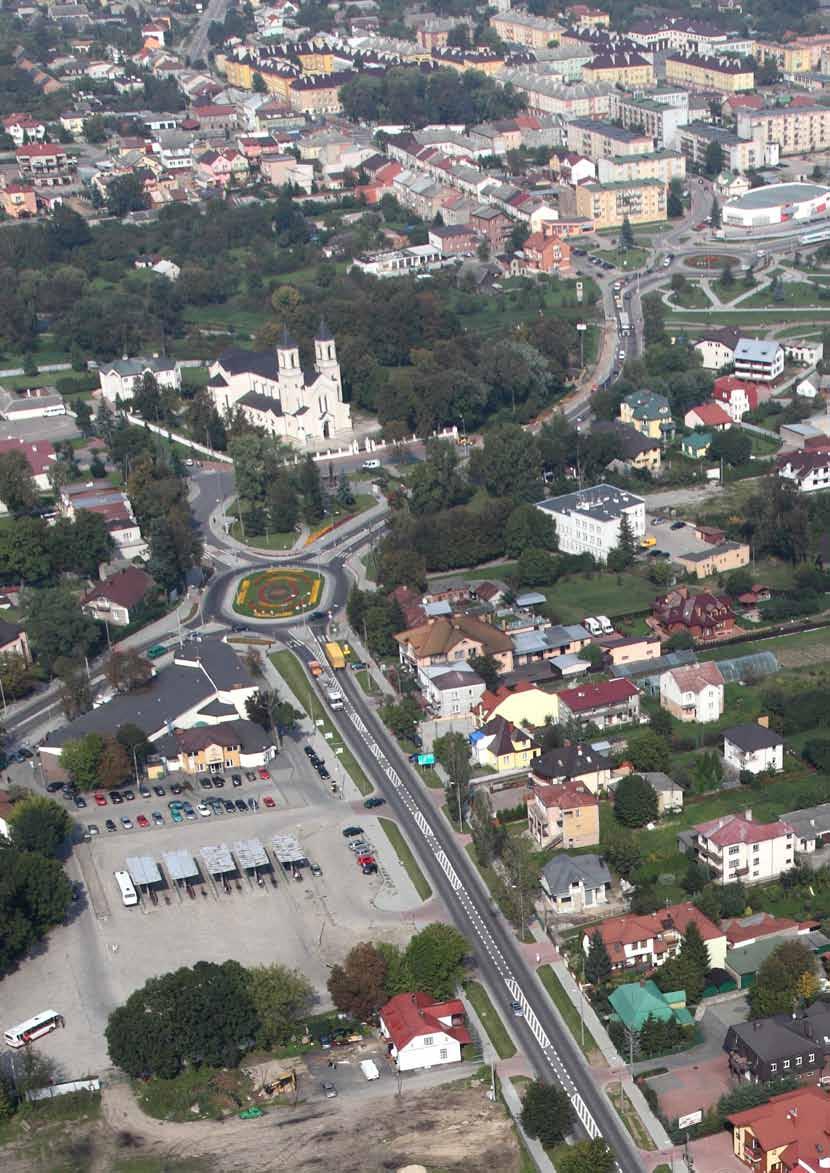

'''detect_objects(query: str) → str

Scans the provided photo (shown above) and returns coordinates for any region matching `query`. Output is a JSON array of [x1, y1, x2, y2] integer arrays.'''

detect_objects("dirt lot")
[[2, 1077, 521, 1173]]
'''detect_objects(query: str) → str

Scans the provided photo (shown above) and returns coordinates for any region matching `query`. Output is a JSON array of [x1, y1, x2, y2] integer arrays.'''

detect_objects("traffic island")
[[233, 568, 323, 620]]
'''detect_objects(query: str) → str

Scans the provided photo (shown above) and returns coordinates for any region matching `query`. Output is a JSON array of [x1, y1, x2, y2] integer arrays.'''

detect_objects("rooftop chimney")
[[757, 715, 769, 729], [745, 809, 752, 821]]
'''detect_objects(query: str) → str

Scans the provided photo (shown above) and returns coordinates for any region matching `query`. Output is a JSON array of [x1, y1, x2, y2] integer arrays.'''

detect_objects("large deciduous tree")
[[520, 1080, 573, 1146], [246, 962, 315, 1047], [327, 942, 390, 1020], [8, 796, 70, 857]]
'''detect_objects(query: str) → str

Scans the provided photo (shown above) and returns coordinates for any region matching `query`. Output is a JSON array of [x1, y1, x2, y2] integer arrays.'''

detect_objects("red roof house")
[[652, 585, 735, 642], [556, 678, 640, 729], [728, 1085, 830, 1171], [684, 402, 733, 431], [711, 376, 762, 422], [379, 992, 470, 1072], [81, 567, 155, 627], [581, 901, 725, 972]]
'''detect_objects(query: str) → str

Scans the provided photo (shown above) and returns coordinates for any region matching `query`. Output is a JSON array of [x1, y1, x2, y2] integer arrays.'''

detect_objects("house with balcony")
[[582, 901, 726, 973], [81, 567, 155, 627], [527, 779, 599, 849], [619, 389, 674, 443], [418, 662, 486, 719], [16, 143, 74, 185], [734, 337, 784, 383], [723, 723, 784, 775], [726, 1015, 830, 1094], [530, 742, 612, 795], [652, 585, 736, 642], [685, 809, 794, 886], [395, 614, 514, 674], [659, 661, 725, 723], [555, 678, 641, 730]]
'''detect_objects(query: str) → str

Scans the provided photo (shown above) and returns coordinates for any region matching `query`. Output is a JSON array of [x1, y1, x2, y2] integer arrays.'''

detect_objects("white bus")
[[114, 870, 138, 907], [4, 1009, 64, 1048]]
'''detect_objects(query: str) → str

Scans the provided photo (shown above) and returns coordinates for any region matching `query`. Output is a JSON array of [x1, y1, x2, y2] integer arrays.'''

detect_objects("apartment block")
[[677, 122, 769, 173], [566, 117, 652, 160], [607, 91, 688, 149], [582, 51, 654, 87], [597, 150, 686, 185], [497, 71, 611, 119], [566, 177, 667, 229], [666, 52, 754, 94], [490, 9, 563, 49], [737, 105, 830, 157]]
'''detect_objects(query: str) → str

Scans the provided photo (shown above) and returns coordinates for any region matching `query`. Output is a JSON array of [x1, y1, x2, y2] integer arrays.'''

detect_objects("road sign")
[[576, 280, 583, 303], [678, 1110, 703, 1130], [417, 753, 436, 766]]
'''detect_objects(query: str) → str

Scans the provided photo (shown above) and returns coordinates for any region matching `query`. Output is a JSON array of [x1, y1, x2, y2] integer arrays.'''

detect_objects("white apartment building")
[[606, 91, 688, 149], [535, 483, 645, 563], [597, 149, 686, 185], [737, 105, 830, 157], [689, 810, 794, 885], [659, 661, 725, 724], [734, 338, 784, 383]]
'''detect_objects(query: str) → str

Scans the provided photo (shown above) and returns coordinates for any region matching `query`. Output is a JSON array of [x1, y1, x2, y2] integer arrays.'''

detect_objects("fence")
[[28, 1078, 101, 1102]]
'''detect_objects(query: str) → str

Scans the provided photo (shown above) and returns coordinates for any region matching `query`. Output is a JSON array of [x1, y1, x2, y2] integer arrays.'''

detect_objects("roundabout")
[[683, 253, 736, 270], [232, 567, 324, 620]]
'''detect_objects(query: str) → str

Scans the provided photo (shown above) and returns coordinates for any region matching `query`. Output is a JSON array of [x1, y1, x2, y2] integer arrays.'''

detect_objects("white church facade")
[[207, 322, 352, 444]]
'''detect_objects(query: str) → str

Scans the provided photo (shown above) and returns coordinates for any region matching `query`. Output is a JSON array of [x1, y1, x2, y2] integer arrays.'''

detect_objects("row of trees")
[[229, 434, 326, 535], [339, 66, 526, 128]]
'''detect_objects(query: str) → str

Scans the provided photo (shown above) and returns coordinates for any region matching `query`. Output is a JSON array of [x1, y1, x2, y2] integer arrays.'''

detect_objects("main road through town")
[[187, 521, 643, 1170]]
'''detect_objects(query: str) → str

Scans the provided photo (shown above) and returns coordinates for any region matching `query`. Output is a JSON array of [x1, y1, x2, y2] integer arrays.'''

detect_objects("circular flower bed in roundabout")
[[233, 567, 323, 620]]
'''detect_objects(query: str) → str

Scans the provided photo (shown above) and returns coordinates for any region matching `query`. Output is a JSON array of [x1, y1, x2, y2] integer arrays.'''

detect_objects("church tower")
[[276, 326, 304, 414], [314, 319, 342, 398]]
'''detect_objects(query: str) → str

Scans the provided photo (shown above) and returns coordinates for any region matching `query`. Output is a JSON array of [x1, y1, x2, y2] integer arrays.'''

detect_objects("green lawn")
[[543, 569, 657, 624], [669, 283, 711, 309], [743, 281, 826, 309], [228, 520, 296, 550], [183, 304, 268, 334], [378, 817, 432, 901], [668, 308, 830, 325], [537, 964, 601, 1063], [269, 651, 371, 796], [592, 246, 649, 270], [607, 1080, 657, 1151], [463, 979, 516, 1059]]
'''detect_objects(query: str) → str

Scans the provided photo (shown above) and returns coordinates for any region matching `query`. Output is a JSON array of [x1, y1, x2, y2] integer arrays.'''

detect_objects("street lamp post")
[[576, 322, 586, 369]]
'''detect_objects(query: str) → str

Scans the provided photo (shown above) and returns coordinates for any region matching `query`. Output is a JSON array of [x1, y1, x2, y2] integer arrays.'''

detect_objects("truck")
[[326, 687, 344, 711], [360, 1059, 380, 1080], [324, 642, 346, 671], [618, 311, 630, 337]]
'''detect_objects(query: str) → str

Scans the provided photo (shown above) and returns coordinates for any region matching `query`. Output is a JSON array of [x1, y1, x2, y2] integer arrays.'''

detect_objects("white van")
[[360, 1059, 380, 1080], [597, 615, 614, 634], [362, 459, 381, 470], [583, 616, 602, 637]]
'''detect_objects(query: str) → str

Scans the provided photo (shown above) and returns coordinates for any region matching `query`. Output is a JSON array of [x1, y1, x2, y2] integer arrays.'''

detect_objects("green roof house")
[[682, 431, 712, 460], [619, 389, 675, 443], [608, 980, 694, 1032]]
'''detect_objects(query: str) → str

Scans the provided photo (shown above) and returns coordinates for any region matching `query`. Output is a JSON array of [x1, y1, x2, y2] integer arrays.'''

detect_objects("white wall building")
[[660, 662, 725, 723], [689, 810, 794, 885], [535, 483, 645, 563], [723, 723, 785, 775], [379, 993, 470, 1072], [98, 357, 182, 404], [418, 662, 486, 719], [734, 338, 784, 383]]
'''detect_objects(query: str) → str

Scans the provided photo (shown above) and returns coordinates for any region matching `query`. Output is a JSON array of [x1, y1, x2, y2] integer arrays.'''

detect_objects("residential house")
[[16, 143, 74, 185], [723, 723, 784, 775], [609, 981, 693, 1033], [711, 376, 763, 422], [540, 852, 611, 914], [535, 483, 645, 563], [160, 720, 275, 774], [59, 484, 147, 561], [659, 661, 725, 723], [3, 113, 46, 146], [0, 618, 31, 664], [665, 51, 754, 93], [81, 567, 155, 627], [0, 438, 56, 501], [197, 148, 249, 187], [379, 992, 470, 1072], [780, 802, 830, 855], [785, 339, 824, 366], [619, 389, 674, 442], [682, 432, 712, 460], [641, 772, 684, 814], [511, 231, 572, 277], [556, 678, 641, 730], [582, 51, 655, 88], [527, 779, 599, 849], [565, 177, 667, 230], [726, 1029, 829, 1094], [777, 448, 830, 493], [530, 742, 613, 795], [472, 716, 540, 772], [396, 614, 514, 674], [510, 623, 593, 669], [473, 680, 560, 729], [686, 809, 794, 884], [592, 419, 662, 473], [98, 356, 181, 404], [470, 204, 512, 251], [427, 224, 477, 256], [652, 586, 736, 641], [674, 541, 751, 580], [684, 402, 732, 431], [583, 902, 726, 972], [734, 338, 784, 383], [418, 662, 486, 719], [603, 635, 662, 668], [0, 181, 37, 219], [692, 327, 740, 371]]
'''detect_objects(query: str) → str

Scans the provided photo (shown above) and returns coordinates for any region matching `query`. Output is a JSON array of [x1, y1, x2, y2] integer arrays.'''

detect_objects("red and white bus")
[[4, 1009, 64, 1048]]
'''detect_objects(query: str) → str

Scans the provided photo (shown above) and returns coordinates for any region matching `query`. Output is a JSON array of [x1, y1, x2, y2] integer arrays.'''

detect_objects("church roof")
[[238, 390, 283, 416], [278, 324, 298, 349], [216, 347, 278, 381], [316, 317, 333, 342]]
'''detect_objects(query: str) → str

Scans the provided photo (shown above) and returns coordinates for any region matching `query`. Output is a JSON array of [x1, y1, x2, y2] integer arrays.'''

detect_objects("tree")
[[327, 942, 389, 1020], [625, 729, 671, 773], [104, 650, 152, 694], [0, 450, 38, 516], [620, 216, 634, 251], [607, 512, 636, 571], [252, 71, 267, 93], [603, 829, 641, 879], [516, 546, 558, 586], [98, 738, 132, 790], [556, 1139, 616, 1173], [469, 788, 507, 867], [0, 849, 72, 976], [116, 723, 152, 766], [499, 834, 539, 936], [59, 733, 105, 790], [0, 652, 36, 702], [710, 196, 722, 230], [246, 962, 314, 1047], [106, 960, 258, 1078], [748, 939, 816, 1018], [641, 292, 666, 346], [335, 470, 355, 509], [105, 173, 147, 218], [404, 923, 467, 1000], [8, 797, 70, 857], [504, 502, 557, 559], [298, 454, 325, 525], [468, 653, 500, 692], [245, 688, 300, 744], [468, 423, 542, 502], [22, 586, 99, 672], [585, 929, 612, 986], [379, 697, 422, 743], [720, 261, 735, 288], [520, 1080, 573, 1146], [650, 708, 673, 739], [725, 568, 754, 597], [614, 773, 659, 828], [709, 427, 751, 467], [705, 141, 724, 178], [433, 731, 472, 826], [73, 398, 94, 438]]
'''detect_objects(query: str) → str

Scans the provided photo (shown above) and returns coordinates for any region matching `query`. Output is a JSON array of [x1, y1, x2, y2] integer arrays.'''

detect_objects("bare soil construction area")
[[2, 1077, 521, 1173]]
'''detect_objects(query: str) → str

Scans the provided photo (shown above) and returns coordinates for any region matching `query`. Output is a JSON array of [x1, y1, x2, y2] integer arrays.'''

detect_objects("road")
[[183, 0, 232, 65]]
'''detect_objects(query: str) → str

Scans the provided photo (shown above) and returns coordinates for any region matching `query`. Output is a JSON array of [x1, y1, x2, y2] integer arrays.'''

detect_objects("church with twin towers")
[[207, 321, 352, 444]]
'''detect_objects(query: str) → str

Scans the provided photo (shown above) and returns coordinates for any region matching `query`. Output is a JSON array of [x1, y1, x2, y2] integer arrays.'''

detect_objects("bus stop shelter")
[[271, 834, 306, 870], [199, 844, 236, 878], [234, 839, 268, 872], [163, 849, 200, 887], [126, 856, 162, 889]]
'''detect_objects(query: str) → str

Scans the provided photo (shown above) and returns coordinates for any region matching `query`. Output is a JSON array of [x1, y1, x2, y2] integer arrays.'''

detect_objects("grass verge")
[[378, 817, 432, 901], [134, 1068, 252, 1122], [463, 979, 517, 1059], [607, 1079, 657, 1151], [269, 651, 372, 796], [537, 964, 601, 1064]]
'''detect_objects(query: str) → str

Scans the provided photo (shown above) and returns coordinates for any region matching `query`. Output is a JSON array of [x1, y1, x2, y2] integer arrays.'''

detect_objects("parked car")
[[235, 799, 248, 813], [137, 814, 150, 828], [86, 823, 99, 836], [46, 781, 64, 793], [153, 785, 165, 797], [122, 789, 135, 801], [94, 792, 108, 806], [152, 811, 164, 826], [364, 797, 385, 809], [263, 795, 276, 809], [258, 767, 270, 780], [246, 771, 256, 782], [361, 863, 377, 875], [321, 1081, 337, 1098], [200, 776, 213, 789], [197, 802, 212, 817], [121, 816, 133, 829], [139, 784, 151, 798], [310, 862, 322, 876], [73, 794, 87, 809], [105, 819, 117, 832], [224, 799, 236, 813], [231, 774, 242, 787], [110, 791, 124, 804], [670, 520, 685, 530], [169, 783, 183, 795], [248, 798, 259, 811], [303, 746, 316, 758], [182, 803, 196, 821], [342, 826, 364, 837]]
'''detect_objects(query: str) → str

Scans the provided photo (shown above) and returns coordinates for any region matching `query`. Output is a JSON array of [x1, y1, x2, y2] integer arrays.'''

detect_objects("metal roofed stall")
[[271, 834, 306, 869], [199, 844, 236, 876], [233, 838, 268, 871], [126, 856, 162, 887], [163, 849, 200, 884]]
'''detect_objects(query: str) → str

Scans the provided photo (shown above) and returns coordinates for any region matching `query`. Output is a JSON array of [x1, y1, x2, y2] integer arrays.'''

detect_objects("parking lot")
[[2, 737, 424, 1076], [639, 516, 711, 563]]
